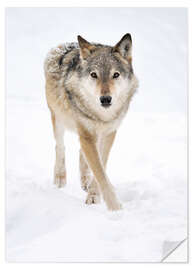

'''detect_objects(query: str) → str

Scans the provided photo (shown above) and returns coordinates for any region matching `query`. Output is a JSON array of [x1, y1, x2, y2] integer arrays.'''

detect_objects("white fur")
[[77, 75, 136, 123]]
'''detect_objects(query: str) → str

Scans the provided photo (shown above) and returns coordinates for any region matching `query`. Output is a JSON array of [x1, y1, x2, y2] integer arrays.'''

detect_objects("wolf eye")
[[113, 72, 120, 79], [90, 72, 98, 79]]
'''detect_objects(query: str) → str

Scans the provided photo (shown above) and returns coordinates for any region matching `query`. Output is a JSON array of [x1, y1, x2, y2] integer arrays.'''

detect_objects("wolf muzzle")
[[100, 96, 112, 108]]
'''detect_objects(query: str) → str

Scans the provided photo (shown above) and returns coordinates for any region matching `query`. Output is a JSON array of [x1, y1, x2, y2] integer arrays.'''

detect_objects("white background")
[[5, 6, 188, 263]]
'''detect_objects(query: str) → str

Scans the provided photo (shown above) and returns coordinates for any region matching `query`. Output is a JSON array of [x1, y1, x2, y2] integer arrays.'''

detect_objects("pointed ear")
[[113, 33, 132, 61], [77, 35, 96, 59]]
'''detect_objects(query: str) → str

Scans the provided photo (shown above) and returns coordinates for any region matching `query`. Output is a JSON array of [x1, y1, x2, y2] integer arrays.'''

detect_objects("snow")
[[6, 8, 187, 262]]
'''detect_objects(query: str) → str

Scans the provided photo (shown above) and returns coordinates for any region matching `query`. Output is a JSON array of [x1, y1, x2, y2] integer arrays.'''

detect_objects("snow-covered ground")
[[6, 8, 187, 262]]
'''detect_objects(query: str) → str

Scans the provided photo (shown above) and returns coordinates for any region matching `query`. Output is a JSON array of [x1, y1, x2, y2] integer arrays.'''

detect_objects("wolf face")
[[75, 34, 134, 111], [63, 34, 137, 122]]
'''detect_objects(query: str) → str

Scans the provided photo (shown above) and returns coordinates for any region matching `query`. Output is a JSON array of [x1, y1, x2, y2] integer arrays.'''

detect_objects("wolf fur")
[[44, 34, 138, 211]]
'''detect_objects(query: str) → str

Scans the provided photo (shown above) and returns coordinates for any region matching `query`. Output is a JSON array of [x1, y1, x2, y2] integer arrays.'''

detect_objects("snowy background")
[[6, 8, 187, 262]]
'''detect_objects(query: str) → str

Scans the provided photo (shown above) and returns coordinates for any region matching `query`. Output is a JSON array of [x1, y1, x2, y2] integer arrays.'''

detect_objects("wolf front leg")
[[79, 149, 101, 204], [78, 128, 121, 211], [100, 131, 116, 169], [79, 131, 116, 205], [50, 111, 66, 188], [79, 149, 92, 191]]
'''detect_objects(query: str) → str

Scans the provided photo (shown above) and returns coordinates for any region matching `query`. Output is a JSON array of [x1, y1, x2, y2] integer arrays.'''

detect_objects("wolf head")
[[65, 34, 138, 121], [76, 34, 136, 109]]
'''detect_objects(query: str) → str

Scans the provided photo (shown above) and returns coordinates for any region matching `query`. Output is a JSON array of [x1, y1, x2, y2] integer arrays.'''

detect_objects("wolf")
[[44, 34, 138, 211]]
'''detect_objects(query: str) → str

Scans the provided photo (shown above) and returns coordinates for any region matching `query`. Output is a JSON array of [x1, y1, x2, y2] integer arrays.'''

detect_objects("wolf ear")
[[113, 33, 132, 61], [77, 35, 96, 59]]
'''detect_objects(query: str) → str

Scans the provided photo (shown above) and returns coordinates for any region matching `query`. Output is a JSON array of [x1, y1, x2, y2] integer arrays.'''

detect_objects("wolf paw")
[[54, 171, 66, 188], [80, 175, 92, 192], [81, 182, 89, 192], [85, 193, 100, 204]]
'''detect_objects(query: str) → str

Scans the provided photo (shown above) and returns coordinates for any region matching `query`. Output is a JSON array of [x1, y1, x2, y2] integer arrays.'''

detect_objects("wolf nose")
[[100, 96, 112, 107]]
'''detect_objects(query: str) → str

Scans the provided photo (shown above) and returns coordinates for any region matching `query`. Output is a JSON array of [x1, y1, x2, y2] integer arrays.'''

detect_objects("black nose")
[[100, 96, 112, 107]]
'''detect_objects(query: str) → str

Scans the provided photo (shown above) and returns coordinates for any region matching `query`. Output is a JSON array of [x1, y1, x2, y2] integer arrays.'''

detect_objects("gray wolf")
[[44, 34, 138, 211]]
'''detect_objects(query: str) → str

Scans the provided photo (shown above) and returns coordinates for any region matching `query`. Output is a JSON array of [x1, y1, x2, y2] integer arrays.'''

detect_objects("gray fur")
[[46, 42, 134, 81]]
